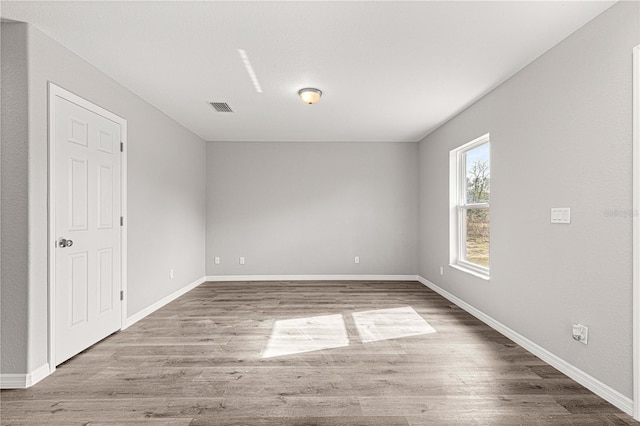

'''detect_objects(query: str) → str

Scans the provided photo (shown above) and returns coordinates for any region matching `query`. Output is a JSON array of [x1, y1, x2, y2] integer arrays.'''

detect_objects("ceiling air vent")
[[210, 102, 233, 113]]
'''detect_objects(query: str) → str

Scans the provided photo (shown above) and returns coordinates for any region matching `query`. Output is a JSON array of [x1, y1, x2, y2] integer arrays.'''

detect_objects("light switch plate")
[[551, 208, 571, 224]]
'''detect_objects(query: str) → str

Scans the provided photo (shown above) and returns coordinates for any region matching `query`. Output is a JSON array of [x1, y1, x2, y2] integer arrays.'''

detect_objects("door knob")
[[58, 238, 73, 248]]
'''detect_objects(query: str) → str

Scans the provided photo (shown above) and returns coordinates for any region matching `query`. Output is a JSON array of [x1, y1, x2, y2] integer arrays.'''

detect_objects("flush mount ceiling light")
[[298, 88, 322, 104]]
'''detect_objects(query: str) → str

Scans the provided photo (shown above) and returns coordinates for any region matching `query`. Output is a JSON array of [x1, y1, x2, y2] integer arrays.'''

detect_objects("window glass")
[[465, 143, 490, 205], [464, 208, 489, 268]]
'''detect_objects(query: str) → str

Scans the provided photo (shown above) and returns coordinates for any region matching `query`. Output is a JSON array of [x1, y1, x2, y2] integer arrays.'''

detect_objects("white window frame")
[[449, 133, 490, 279]]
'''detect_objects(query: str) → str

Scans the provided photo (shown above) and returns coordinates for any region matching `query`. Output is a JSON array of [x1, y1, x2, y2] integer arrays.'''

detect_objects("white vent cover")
[[210, 102, 233, 112]]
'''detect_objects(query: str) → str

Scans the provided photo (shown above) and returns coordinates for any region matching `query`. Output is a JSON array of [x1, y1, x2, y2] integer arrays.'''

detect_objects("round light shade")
[[298, 88, 322, 104]]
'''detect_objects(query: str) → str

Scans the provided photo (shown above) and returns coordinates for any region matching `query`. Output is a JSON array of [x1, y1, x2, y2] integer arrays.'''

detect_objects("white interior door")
[[54, 94, 122, 365]]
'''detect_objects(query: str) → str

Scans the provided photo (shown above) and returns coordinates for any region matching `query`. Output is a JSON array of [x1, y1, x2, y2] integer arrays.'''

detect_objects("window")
[[450, 134, 490, 277]]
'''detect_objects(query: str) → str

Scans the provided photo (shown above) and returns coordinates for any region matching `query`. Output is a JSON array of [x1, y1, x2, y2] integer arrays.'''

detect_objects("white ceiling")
[[1, 1, 615, 142]]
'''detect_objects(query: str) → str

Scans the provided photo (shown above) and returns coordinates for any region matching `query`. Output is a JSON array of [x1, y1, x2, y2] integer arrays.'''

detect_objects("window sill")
[[449, 263, 490, 281]]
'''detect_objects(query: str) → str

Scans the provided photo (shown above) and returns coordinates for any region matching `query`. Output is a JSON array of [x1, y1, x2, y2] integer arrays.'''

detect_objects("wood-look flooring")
[[1, 281, 637, 425]]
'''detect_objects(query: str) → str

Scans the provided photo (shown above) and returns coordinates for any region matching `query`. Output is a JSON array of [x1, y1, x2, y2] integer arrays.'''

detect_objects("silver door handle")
[[58, 238, 73, 248]]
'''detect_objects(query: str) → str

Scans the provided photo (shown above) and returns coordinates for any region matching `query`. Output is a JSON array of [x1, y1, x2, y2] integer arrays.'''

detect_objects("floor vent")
[[210, 102, 233, 112]]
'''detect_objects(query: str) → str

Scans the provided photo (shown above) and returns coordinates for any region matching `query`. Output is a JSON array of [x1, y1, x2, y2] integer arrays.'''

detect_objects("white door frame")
[[47, 83, 128, 373], [633, 45, 640, 421]]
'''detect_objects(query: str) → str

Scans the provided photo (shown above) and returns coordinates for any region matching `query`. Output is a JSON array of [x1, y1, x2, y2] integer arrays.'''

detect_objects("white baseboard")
[[0, 363, 50, 389], [124, 276, 206, 329], [205, 274, 417, 282], [416, 275, 634, 416]]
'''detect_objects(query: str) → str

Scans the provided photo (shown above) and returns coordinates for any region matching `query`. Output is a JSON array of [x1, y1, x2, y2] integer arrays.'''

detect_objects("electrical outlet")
[[169, 269, 174, 279], [572, 324, 588, 344], [440, 266, 444, 276], [354, 256, 360, 264], [239, 257, 245, 265], [214, 257, 220, 265]]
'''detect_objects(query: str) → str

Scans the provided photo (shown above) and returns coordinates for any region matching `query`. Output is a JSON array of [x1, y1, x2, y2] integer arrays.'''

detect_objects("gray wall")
[[418, 2, 639, 398], [206, 142, 418, 276], [1, 23, 206, 374], [1, 23, 30, 374]]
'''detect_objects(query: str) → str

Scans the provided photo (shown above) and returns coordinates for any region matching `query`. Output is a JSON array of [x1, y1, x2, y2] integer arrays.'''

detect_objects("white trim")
[[416, 275, 633, 415], [120, 109, 128, 330], [0, 374, 29, 389], [204, 275, 417, 282], [124, 277, 206, 329], [0, 364, 50, 389], [47, 83, 128, 372], [633, 44, 640, 421], [448, 263, 490, 280], [28, 363, 51, 387]]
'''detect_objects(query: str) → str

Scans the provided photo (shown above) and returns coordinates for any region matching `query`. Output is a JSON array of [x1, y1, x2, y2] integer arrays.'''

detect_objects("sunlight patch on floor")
[[261, 314, 349, 358], [352, 306, 437, 343]]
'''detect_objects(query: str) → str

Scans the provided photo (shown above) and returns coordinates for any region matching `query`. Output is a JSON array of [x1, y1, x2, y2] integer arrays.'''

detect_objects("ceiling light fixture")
[[298, 88, 322, 104]]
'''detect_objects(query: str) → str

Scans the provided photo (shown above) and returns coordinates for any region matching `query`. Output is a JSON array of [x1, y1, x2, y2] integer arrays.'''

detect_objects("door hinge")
[[120, 216, 124, 226], [120, 142, 124, 152], [120, 291, 124, 301]]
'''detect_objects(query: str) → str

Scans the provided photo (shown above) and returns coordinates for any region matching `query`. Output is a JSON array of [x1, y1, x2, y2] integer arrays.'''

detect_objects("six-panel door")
[[54, 95, 122, 365]]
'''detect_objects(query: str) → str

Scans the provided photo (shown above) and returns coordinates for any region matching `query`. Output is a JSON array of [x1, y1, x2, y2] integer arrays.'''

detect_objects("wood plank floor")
[[2, 281, 637, 425]]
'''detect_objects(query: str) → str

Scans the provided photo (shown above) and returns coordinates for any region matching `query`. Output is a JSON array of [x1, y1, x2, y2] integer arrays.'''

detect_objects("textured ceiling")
[[1, 1, 615, 142]]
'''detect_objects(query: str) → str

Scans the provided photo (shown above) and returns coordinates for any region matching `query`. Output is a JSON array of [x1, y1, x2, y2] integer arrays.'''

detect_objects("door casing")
[[47, 83, 128, 372]]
